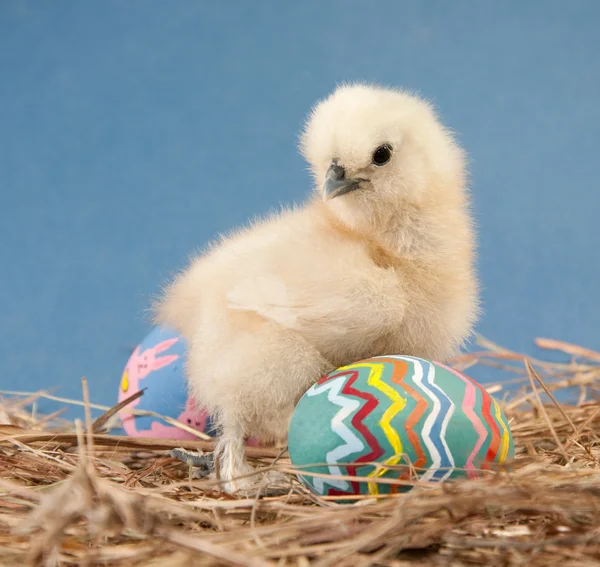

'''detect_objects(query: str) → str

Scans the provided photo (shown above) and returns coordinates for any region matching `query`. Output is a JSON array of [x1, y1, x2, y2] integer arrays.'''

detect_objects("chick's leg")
[[187, 315, 333, 495], [213, 414, 256, 493]]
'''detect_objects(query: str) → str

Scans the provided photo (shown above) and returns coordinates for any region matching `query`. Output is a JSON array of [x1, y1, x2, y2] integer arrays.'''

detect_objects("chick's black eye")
[[372, 144, 392, 166]]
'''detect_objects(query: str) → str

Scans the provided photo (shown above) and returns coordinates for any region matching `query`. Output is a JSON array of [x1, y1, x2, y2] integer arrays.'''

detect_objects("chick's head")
[[300, 83, 467, 233]]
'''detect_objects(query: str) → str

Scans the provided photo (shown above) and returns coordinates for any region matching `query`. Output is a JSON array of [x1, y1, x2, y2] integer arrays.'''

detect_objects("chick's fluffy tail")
[[151, 265, 203, 340]]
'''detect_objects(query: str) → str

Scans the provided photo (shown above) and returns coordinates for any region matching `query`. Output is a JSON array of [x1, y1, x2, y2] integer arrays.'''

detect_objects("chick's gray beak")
[[323, 163, 361, 200]]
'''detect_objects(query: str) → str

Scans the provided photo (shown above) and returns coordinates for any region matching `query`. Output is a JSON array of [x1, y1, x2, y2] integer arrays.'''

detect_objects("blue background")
[[1, 1, 599, 419]]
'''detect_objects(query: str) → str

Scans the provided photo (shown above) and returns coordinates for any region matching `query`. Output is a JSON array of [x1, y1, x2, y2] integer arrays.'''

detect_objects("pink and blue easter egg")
[[288, 356, 514, 500], [117, 325, 215, 440]]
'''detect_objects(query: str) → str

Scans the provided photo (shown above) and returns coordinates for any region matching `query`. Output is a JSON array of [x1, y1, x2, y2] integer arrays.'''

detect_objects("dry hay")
[[2, 336, 600, 566]]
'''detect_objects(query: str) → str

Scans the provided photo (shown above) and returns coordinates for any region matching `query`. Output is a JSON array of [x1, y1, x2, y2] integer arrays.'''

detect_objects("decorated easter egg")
[[117, 325, 215, 440], [288, 356, 514, 499]]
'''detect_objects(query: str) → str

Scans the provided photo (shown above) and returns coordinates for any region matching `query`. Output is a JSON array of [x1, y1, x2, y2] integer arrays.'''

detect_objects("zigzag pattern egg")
[[288, 356, 514, 499]]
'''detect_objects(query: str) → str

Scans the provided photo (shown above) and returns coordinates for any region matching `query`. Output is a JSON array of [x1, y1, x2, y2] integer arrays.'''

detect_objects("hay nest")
[[2, 337, 600, 566]]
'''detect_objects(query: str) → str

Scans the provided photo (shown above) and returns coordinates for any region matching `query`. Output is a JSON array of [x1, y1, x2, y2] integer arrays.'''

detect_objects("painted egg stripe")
[[434, 361, 488, 478], [480, 390, 501, 465], [345, 362, 407, 495], [342, 370, 385, 460], [425, 362, 456, 481], [384, 359, 412, 493], [417, 361, 455, 481], [363, 362, 406, 459], [386, 357, 443, 483], [409, 360, 441, 482], [391, 356, 456, 480], [378, 357, 428, 472], [469, 375, 510, 466], [316, 369, 345, 386], [385, 357, 450, 482], [465, 375, 501, 466], [338, 369, 385, 494], [315, 361, 406, 496], [342, 362, 407, 495], [493, 400, 511, 463], [306, 376, 364, 494]]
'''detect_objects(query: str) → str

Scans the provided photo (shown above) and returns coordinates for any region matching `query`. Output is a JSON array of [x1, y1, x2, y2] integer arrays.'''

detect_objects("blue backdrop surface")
[[1, 1, 599, 418]]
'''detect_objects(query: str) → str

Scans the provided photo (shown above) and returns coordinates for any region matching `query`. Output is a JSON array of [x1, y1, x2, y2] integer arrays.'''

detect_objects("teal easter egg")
[[288, 356, 514, 499]]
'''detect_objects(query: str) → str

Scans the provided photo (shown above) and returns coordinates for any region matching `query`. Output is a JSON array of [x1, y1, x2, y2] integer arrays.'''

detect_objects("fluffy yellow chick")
[[154, 83, 480, 494]]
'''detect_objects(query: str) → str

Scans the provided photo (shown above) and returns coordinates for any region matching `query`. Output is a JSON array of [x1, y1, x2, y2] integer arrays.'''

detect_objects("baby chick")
[[154, 83, 480, 494]]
